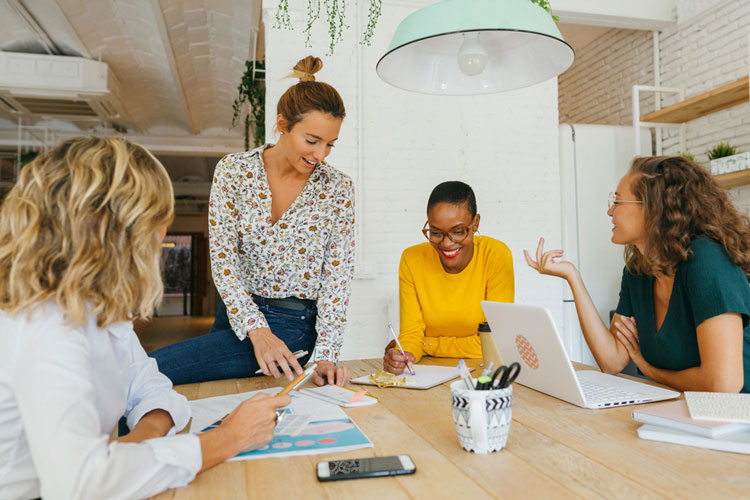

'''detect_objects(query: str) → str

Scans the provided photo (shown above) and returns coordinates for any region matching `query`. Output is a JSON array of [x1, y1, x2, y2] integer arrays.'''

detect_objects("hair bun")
[[291, 55, 323, 83]]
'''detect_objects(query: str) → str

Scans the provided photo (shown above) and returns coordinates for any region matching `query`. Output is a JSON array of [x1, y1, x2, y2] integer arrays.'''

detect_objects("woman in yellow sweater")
[[383, 181, 515, 374]]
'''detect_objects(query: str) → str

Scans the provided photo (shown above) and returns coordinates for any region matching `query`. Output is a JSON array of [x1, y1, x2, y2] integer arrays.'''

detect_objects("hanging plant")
[[529, 0, 560, 21], [231, 60, 266, 151], [274, 0, 382, 55]]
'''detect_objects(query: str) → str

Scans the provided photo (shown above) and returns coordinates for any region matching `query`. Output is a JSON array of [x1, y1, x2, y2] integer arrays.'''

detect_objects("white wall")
[[559, 28, 655, 125], [263, 0, 564, 361], [659, 0, 750, 161], [659, 0, 750, 211]]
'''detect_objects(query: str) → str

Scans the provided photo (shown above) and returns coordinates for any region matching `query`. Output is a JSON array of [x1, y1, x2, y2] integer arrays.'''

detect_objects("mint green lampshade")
[[376, 0, 575, 95]]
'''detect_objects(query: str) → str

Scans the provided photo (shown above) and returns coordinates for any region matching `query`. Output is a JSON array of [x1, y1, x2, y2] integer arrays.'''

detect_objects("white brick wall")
[[559, 28, 655, 125], [264, 0, 564, 360], [559, 0, 750, 214], [659, 0, 750, 162]]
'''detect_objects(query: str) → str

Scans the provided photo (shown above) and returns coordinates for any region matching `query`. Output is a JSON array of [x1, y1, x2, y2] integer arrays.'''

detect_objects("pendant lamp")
[[376, 0, 575, 95]]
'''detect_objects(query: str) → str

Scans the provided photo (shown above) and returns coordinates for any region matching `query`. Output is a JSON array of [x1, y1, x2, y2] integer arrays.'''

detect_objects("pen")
[[481, 361, 495, 379], [279, 363, 318, 395], [457, 359, 475, 391], [255, 350, 309, 375], [388, 323, 415, 376]]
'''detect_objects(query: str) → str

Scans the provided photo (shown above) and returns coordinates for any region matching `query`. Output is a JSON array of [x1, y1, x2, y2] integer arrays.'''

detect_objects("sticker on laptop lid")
[[516, 334, 539, 370]]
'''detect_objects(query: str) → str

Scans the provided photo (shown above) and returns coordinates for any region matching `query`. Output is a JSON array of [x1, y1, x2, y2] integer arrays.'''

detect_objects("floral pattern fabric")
[[208, 145, 355, 362]]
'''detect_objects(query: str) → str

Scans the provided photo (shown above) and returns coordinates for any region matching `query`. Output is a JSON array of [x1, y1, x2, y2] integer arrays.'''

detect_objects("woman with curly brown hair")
[[525, 155, 750, 393]]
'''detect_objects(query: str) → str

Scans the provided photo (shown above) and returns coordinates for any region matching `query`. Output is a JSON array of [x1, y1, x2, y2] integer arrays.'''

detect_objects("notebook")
[[481, 301, 680, 409], [632, 399, 750, 438], [685, 391, 750, 423], [637, 424, 750, 454], [298, 385, 378, 407], [351, 364, 470, 390]]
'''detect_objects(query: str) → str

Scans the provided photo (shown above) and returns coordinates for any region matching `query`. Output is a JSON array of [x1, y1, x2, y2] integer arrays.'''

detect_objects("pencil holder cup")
[[450, 380, 512, 454]]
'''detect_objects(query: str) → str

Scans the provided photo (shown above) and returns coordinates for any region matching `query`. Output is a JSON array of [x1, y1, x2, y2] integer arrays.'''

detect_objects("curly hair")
[[624, 155, 750, 276], [0, 137, 174, 328]]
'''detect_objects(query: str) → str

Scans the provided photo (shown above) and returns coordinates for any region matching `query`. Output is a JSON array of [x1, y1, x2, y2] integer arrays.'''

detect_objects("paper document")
[[189, 389, 373, 460], [299, 385, 378, 407], [351, 364, 471, 390]]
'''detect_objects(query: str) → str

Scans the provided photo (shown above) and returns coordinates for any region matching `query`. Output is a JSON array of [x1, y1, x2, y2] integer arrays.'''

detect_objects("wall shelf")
[[714, 169, 750, 189], [640, 76, 749, 124]]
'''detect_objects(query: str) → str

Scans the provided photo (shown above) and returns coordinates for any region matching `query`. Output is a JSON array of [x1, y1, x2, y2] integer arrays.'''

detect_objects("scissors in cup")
[[490, 362, 521, 389]]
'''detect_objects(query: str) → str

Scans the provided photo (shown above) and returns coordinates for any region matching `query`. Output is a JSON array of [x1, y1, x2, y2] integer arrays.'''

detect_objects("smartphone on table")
[[316, 455, 416, 481]]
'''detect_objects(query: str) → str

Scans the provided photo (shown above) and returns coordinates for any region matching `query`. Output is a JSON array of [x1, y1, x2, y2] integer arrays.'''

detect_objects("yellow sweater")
[[398, 236, 514, 362]]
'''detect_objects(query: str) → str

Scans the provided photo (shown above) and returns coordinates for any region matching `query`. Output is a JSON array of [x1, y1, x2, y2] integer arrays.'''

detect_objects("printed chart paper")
[[189, 389, 373, 460]]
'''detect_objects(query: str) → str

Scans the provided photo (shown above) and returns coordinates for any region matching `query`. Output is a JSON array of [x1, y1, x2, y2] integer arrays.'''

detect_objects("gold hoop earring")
[[474, 230, 482, 246]]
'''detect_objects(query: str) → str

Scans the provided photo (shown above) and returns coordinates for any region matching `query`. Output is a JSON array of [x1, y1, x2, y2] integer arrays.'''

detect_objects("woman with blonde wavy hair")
[[526, 155, 750, 393], [0, 137, 288, 500]]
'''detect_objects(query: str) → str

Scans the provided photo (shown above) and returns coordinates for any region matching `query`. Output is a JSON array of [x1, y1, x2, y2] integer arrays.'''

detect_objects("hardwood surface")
[[151, 358, 750, 500], [640, 76, 749, 124], [134, 316, 214, 353], [714, 168, 750, 189]]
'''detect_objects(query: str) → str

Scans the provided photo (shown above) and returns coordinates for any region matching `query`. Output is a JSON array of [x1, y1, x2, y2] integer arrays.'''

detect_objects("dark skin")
[[383, 201, 479, 374]]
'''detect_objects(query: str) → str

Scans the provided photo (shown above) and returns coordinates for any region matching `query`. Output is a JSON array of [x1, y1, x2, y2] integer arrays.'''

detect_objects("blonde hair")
[[0, 137, 175, 328], [277, 56, 346, 131]]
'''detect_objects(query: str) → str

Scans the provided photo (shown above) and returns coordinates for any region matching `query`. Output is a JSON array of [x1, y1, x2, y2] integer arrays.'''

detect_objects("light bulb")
[[457, 32, 488, 77]]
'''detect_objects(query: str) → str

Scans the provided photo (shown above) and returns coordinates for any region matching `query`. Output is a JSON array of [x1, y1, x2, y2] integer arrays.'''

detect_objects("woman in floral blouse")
[[151, 56, 354, 386]]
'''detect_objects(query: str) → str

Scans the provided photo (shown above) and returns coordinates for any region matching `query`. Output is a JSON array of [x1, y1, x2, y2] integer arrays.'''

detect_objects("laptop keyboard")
[[579, 379, 641, 406]]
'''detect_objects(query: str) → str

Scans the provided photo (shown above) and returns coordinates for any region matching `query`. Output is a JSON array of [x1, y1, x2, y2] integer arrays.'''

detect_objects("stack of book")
[[632, 394, 750, 454]]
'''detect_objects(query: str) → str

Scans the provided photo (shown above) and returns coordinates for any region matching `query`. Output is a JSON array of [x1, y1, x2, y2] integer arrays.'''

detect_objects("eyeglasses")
[[608, 192, 643, 210], [422, 221, 473, 244]]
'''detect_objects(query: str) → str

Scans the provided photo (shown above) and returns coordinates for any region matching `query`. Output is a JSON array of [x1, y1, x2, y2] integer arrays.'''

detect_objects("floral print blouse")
[[208, 145, 355, 362]]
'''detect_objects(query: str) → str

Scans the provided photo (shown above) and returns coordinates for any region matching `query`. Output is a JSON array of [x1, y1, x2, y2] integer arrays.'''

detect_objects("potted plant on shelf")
[[707, 142, 749, 176]]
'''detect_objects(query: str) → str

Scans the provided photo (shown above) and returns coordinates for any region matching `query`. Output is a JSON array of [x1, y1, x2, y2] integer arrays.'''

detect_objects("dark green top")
[[616, 238, 750, 393]]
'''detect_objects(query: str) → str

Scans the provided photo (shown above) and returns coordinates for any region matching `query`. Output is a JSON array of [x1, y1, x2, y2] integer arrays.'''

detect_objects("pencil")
[[279, 363, 317, 395], [388, 323, 415, 376]]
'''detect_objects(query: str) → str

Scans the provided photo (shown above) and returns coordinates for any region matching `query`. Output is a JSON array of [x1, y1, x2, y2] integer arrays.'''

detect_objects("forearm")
[[113, 409, 174, 444], [641, 363, 744, 393], [197, 427, 239, 474], [566, 270, 629, 373]]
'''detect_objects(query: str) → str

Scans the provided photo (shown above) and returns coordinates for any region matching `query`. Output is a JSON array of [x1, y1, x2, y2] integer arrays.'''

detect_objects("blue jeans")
[[149, 299, 317, 385]]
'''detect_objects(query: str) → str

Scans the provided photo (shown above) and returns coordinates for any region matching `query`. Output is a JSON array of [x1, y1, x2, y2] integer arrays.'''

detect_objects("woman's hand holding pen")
[[248, 327, 303, 380], [383, 340, 416, 375], [312, 360, 350, 386], [523, 237, 578, 282], [199, 392, 290, 473]]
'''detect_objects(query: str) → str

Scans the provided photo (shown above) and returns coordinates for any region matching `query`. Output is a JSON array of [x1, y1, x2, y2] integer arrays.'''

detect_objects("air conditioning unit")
[[0, 52, 128, 123]]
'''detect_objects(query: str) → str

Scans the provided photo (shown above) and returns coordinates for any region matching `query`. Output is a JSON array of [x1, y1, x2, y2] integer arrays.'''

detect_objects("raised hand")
[[523, 237, 577, 281]]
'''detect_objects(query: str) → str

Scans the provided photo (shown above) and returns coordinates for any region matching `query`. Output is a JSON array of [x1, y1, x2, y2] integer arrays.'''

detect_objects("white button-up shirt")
[[0, 303, 202, 500]]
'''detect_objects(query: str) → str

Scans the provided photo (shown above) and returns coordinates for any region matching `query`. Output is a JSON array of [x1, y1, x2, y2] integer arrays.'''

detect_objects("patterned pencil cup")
[[450, 380, 512, 454]]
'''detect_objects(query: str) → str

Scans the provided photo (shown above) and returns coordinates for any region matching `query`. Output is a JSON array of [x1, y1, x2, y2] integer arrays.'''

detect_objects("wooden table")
[[152, 358, 749, 499]]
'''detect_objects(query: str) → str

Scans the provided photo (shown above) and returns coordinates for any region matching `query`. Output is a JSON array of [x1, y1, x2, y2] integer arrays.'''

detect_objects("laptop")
[[481, 301, 680, 409]]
